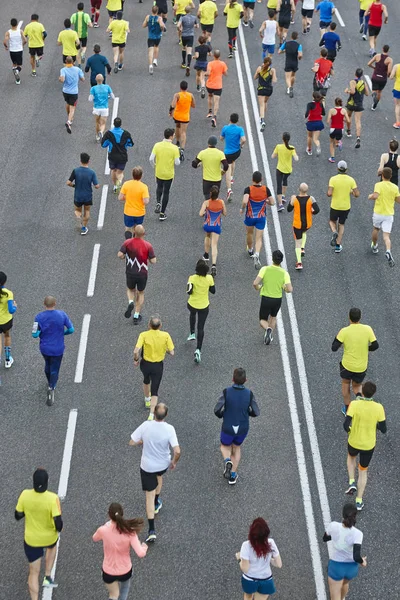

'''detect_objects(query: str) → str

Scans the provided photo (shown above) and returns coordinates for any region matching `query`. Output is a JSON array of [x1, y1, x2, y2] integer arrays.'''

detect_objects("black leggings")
[[188, 303, 209, 351], [227, 27, 237, 51], [156, 177, 173, 213]]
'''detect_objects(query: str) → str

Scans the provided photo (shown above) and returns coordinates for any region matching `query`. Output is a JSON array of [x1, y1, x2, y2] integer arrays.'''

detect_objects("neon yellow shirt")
[[16, 490, 61, 547], [258, 265, 290, 298], [347, 397, 385, 451], [337, 323, 376, 373], [188, 274, 215, 309], [373, 180, 400, 216], [58, 29, 79, 56], [109, 19, 129, 44], [328, 174, 357, 211], [24, 21, 45, 48], [224, 2, 243, 28]]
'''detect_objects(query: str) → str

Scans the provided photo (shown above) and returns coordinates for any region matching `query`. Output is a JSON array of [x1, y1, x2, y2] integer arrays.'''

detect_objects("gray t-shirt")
[[181, 14, 197, 38]]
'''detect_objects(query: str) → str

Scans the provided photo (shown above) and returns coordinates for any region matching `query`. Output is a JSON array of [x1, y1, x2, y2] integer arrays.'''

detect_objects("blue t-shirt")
[[34, 310, 73, 356], [221, 124, 245, 155], [316, 1, 335, 22], [90, 84, 113, 109], [69, 166, 98, 202], [60, 65, 84, 94], [321, 31, 340, 50], [86, 53, 109, 82]]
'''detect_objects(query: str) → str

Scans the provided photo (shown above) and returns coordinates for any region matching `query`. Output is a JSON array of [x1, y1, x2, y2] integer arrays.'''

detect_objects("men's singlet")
[[246, 185, 269, 218]]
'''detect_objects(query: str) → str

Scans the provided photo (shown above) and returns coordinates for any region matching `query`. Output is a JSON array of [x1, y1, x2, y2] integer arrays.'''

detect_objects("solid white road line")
[[87, 244, 100, 297], [97, 184, 108, 230], [42, 409, 78, 600], [18, 21, 23, 29], [104, 97, 120, 175], [74, 314, 91, 383], [365, 74, 372, 92], [335, 8, 345, 28]]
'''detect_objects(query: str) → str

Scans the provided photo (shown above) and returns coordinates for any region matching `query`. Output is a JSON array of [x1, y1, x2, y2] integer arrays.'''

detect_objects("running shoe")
[[35, 56, 40, 67], [328, 157, 335, 163], [289, 87, 294, 98], [356, 500, 365, 511], [345, 481, 357, 495], [260, 120, 266, 132], [371, 242, 379, 254], [201, 87, 206, 98], [393, 123, 400, 129], [249, 20, 254, 28], [286, 87, 290, 95], [113, 185, 118, 194], [334, 244, 343, 253], [96, 131, 102, 142], [43, 577, 58, 588], [155, 202, 161, 214], [207, 109, 213, 118], [345, 130, 352, 138], [247, 247, 254, 257], [179, 148, 185, 162], [226, 188, 233, 202], [4, 356, 14, 369], [243, 21, 248, 26], [154, 499, 163, 514], [211, 117, 216, 128], [295, 262, 303, 270], [194, 349, 201, 363], [302, 28, 307, 34], [81, 226, 88, 235], [211, 265, 217, 276], [118, 63, 123, 70], [306, 25, 310, 33], [306, 148, 312, 156], [264, 327, 273, 345], [233, 46, 237, 52], [114, 62, 118, 73], [277, 203, 284, 212], [228, 52, 233, 59], [31, 70, 37, 77], [229, 473, 238, 485], [187, 333, 196, 341], [149, 64, 153, 74], [253, 254, 261, 270], [133, 315, 143, 325], [337, 140, 343, 150], [65, 121, 72, 134], [93, 22, 99, 28], [147, 412, 154, 421], [46, 388, 55, 407], [203, 253, 209, 262], [330, 232, 338, 247], [359, 22, 364, 33], [223, 459, 233, 479], [159, 212, 167, 221], [181, 63, 186, 69], [362, 34, 367, 41], [386, 250, 395, 267], [301, 248, 305, 257], [371, 103, 378, 111], [197, 84, 201, 92], [146, 530, 157, 543], [125, 304, 135, 320], [341, 404, 347, 416], [355, 137, 361, 149], [316, 146, 321, 156]]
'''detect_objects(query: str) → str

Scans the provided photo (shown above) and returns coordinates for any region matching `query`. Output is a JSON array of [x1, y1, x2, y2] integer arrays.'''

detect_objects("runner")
[[331, 307, 378, 415], [199, 188, 227, 276], [259, 11, 278, 60], [276, 0, 295, 45], [243, 0, 255, 28], [327, 97, 350, 163], [327, 160, 359, 253], [90, 0, 102, 27], [287, 183, 320, 270], [192, 135, 228, 199], [93, 503, 147, 600], [368, 167, 400, 266], [278, 30, 303, 98], [133, 316, 175, 419], [223, 0, 243, 59], [301, 0, 315, 34], [24, 14, 47, 78], [3, 18, 26, 85], [149, 128, 181, 219], [101, 117, 134, 193], [129, 403, 180, 542], [312, 47, 334, 99], [305, 91, 325, 156], [214, 368, 260, 484], [59, 56, 85, 134], [88, 74, 114, 141], [118, 224, 156, 324], [253, 249, 293, 345], [343, 381, 386, 510], [198, 0, 218, 43], [32, 296, 74, 406], [364, 0, 388, 57], [358, 0, 370, 40], [271, 132, 299, 209], [85, 44, 112, 86], [67, 152, 100, 234], [323, 504, 366, 598], [220, 113, 246, 200], [15, 469, 62, 598], [194, 35, 211, 97], [178, 6, 199, 75], [107, 11, 130, 73], [118, 167, 150, 238], [186, 258, 215, 361], [254, 56, 277, 131], [241, 171, 275, 269], [315, 0, 335, 37], [367, 44, 392, 110], [0, 272, 17, 376], [143, 6, 164, 74], [71, 2, 93, 66], [390, 62, 400, 129], [174, 0, 195, 42], [345, 68, 369, 148], [319, 22, 341, 63], [57, 19, 80, 64], [155, 0, 169, 30], [106, 0, 123, 27], [377, 139, 400, 185], [170, 80, 196, 162], [266, 0, 278, 14], [205, 49, 228, 127]]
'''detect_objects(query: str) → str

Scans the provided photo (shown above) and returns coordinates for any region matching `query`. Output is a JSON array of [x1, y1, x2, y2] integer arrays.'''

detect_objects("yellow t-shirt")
[[347, 398, 386, 451], [136, 329, 174, 363], [0, 288, 14, 325], [151, 140, 180, 180], [188, 274, 215, 309], [58, 29, 79, 56], [258, 265, 290, 298], [337, 323, 376, 373], [120, 180, 149, 217], [359, 0, 371, 10], [328, 173, 357, 211], [175, 0, 189, 15], [197, 147, 226, 181], [107, 0, 123, 10], [24, 21, 45, 48], [267, 0, 278, 8], [199, 0, 217, 25], [16, 489, 61, 547], [109, 19, 129, 44], [373, 180, 400, 216], [224, 3, 243, 29], [273, 144, 296, 174]]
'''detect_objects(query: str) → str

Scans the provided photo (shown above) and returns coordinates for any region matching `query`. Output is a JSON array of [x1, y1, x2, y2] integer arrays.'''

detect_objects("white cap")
[[338, 160, 347, 171]]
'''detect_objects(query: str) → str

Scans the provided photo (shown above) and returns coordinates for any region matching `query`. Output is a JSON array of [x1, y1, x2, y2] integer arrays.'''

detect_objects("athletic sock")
[[203, 252, 209, 259], [224, 457, 231, 463], [181, 50, 186, 64], [187, 54, 192, 67], [355, 496, 362, 503], [231, 471, 237, 477], [95, 12, 99, 23], [155, 494, 159, 505], [349, 479, 356, 485], [301, 232, 307, 248], [295, 248, 302, 262], [148, 518, 155, 531], [133, 312, 140, 318], [4, 346, 11, 360]]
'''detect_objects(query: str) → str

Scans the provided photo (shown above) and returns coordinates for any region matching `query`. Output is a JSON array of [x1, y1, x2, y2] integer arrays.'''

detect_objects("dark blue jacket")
[[214, 384, 260, 435]]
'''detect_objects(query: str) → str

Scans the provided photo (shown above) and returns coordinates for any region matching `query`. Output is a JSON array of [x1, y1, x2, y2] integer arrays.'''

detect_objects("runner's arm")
[[367, 55, 376, 68], [272, 68, 278, 83], [369, 340, 379, 351], [311, 198, 320, 214], [377, 420, 387, 433], [192, 156, 201, 168], [54, 516, 63, 532], [15, 510, 24, 520], [221, 199, 228, 216], [284, 282, 293, 293], [118, 192, 126, 202], [240, 192, 249, 212], [142, 16, 149, 27], [383, 4, 388, 23], [287, 196, 295, 212], [331, 337, 342, 351], [221, 158, 229, 172], [199, 200, 207, 216], [253, 275, 262, 290], [327, 186, 333, 197], [395, 195, 400, 205], [3, 31, 9, 49], [170, 445, 181, 468]]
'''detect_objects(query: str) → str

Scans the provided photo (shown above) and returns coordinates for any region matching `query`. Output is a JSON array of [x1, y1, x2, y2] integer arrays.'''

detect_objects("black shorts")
[[181, 36, 194, 48], [278, 18, 290, 29], [63, 54, 77, 63], [327, 50, 336, 62], [0, 319, 13, 334], [201, 23, 214, 33], [74, 199, 93, 207], [259, 296, 282, 321], [371, 78, 387, 91], [148, 38, 161, 47], [103, 569, 132, 584], [108, 9, 119, 17], [29, 46, 44, 56], [293, 227, 308, 240], [203, 179, 221, 199], [301, 8, 313, 18], [79, 37, 88, 47], [313, 80, 328, 96], [243, 1, 255, 7], [10, 51, 23, 66], [368, 25, 381, 37], [340, 362, 366, 384], [329, 128, 343, 140], [258, 88, 273, 97], [225, 149, 241, 164], [175, 13, 184, 22], [330, 208, 350, 225], [109, 161, 127, 171], [206, 86, 222, 96], [319, 20, 331, 29], [284, 64, 298, 73], [346, 103, 364, 113], [112, 42, 126, 48], [174, 118, 190, 126], [276, 169, 289, 195], [348, 444, 375, 469], [63, 92, 78, 106], [156, 1, 168, 14], [126, 273, 147, 291], [140, 467, 168, 492], [24, 539, 58, 563], [140, 359, 164, 396]]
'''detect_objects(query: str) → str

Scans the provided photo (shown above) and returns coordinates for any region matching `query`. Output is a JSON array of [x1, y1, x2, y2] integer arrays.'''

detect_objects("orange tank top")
[[173, 91, 192, 122]]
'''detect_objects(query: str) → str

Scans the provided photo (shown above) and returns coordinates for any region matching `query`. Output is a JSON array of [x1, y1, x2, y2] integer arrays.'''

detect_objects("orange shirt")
[[206, 59, 228, 90], [173, 91, 193, 123], [120, 180, 149, 217]]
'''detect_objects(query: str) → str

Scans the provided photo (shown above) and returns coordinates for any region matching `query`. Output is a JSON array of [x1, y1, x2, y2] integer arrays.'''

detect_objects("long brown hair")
[[260, 56, 272, 76], [108, 503, 144, 535]]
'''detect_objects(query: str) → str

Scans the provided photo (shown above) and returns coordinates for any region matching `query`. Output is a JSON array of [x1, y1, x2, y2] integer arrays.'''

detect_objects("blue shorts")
[[244, 216, 266, 230], [220, 431, 247, 446], [319, 20, 331, 28], [328, 560, 359, 582], [393, 89, 400, 99], [262, 43, 275, 55], [195, 60, 208, 72], [124, 214, 144, 227], [109, 161, 126, 171], [241, 575, 276, 595], [24, 539, 58, 563], [306, 121, 324, 132], [203, 224, 221, 235]]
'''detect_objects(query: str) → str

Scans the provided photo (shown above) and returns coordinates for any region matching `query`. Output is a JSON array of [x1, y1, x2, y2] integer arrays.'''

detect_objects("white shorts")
[[93, 108, 109, 117], [372, 213, 393, 233]]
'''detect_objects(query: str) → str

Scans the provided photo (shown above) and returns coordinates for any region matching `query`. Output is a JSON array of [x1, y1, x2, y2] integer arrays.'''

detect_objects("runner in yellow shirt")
[[24, 14, 47, 76], [358, 0, 371, 39], [327, 160, 359, 253], [198, 0, 218, 42], [192, 135, 229, 199], [187, 258, 216, 363], [107, 11, 130, 72], [149, 128, 181, 218], [368, 166, 400, 266], [223, 0, 244, 57], [57, 19, 80, 63], [174, 0, 195, 42], [106, 0, 123, 25]]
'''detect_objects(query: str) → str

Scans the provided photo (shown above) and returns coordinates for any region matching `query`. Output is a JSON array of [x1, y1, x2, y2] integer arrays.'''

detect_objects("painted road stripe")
[[335, 8, 345, 27], [74, 314, 91, 383], [104, 97, 120, 175], [87, 244, 100, 297], [97, 184, 108, 229], [365, 74, 372, 91]]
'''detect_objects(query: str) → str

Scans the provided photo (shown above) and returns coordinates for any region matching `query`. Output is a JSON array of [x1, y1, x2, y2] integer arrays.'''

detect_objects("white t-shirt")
[[262, 20, 278, 45], [326, 522, 363, 563], [303, 0, 315, 9], [240, 539, 279, 580], [131, 420, 179, 473]]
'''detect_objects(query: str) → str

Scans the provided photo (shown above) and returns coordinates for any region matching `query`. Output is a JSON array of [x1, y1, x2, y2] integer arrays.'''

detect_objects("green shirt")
[[71, 11, 91, 38], [258, 265, 290, 298]]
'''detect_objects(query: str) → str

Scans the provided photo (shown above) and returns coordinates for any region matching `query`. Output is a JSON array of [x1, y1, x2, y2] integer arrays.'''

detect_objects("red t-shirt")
[[314, 57, 332, 83], [369, 2, 384, 27], [120, 238, 155, 275]]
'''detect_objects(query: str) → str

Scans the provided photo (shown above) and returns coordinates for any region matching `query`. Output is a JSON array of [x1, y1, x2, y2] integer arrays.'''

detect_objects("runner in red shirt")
[[327, 97, 350, 163], [365, 0, 388, 57], [305, 91, 325, 156], [312, 48, 333, 99]]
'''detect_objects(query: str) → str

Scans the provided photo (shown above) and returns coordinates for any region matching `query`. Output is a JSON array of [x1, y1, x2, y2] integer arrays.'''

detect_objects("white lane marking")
[[335, 8, 345, 27], [87, 244, 100, 297], [18, 20, 23, 29], [104, 97, 120, 175], [365, 74, 372, 91], [97, 184, 108, 230], [74, 314, 91, 383], [42, 409, 78, 600], [236, 27, 330, 599]]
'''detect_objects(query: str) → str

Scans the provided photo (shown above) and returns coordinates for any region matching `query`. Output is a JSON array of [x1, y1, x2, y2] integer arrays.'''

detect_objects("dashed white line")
[[87, 244, 100, 297], [104, 97, 120, 175], [335, 8, 345, 28], [97, 184, 109, 230], [365, 74, 372, 91], [74, 314, 91, 383]]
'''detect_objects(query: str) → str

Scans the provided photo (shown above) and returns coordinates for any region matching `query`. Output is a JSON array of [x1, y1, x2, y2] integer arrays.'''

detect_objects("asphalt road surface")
[[0, 0, 399, 599]]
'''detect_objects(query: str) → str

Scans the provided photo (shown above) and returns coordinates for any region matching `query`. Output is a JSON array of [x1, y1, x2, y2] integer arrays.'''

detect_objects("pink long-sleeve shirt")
[[93, 520, 147, 575]]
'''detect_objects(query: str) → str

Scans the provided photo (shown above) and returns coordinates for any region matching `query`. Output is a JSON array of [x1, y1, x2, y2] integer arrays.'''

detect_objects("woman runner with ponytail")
[[223, 0, 244, 58], [271, 131, 299, 210], [254, 56, 277, 131]]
